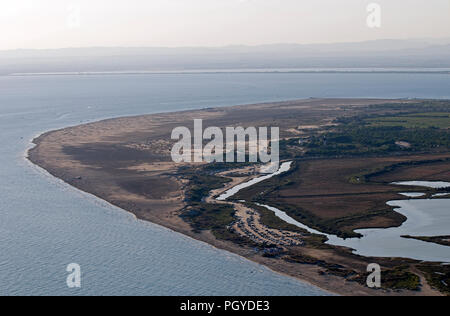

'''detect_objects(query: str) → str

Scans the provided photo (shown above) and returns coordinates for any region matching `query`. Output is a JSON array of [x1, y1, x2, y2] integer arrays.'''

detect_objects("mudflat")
[[28, 98, 450, 296]]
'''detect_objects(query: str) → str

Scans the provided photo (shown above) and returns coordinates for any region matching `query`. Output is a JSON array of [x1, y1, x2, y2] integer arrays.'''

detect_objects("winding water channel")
[[218, 162, 450, 263]]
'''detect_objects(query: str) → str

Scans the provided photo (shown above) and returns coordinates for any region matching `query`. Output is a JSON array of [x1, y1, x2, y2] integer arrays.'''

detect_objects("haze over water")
[[0, 72, 449, 295]]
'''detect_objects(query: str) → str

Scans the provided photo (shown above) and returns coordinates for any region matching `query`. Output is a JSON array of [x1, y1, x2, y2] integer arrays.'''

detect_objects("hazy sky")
[[1, 0, 450, 50]]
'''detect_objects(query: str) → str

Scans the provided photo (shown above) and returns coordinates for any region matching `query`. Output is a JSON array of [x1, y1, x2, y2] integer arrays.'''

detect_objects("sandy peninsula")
[[28, 98, 450, 296]]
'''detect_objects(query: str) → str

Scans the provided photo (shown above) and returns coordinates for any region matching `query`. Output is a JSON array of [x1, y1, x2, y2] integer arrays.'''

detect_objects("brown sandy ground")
[[29, 98, 398, 239], [28, 99, 447, 296]]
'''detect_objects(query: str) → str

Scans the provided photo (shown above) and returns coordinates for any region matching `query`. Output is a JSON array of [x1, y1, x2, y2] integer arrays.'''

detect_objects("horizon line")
[[2, 36, 450, 53]]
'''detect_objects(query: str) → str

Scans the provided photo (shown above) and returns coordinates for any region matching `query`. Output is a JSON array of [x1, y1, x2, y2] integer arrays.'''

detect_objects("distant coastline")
[[8, 68, 450, 77]]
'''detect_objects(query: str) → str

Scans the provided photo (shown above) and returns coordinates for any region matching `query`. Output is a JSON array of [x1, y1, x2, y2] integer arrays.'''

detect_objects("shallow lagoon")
[[221, 161, 450, 263], [392, 181, 450, 189], [326, 199, 450, 262], [259, 195, 450, 262]]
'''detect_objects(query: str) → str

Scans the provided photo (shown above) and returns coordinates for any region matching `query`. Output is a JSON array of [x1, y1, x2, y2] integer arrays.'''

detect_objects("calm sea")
[[0, 73, 449, 295]]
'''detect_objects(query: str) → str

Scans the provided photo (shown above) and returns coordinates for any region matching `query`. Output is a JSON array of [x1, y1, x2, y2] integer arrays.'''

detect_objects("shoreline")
[[26, 139, 339, 296], [25, 148, 335, 295], [27, 98, 446, 296]]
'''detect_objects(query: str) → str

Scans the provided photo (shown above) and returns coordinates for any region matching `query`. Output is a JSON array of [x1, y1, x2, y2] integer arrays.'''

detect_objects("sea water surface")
[[1, 72, 450, 295]]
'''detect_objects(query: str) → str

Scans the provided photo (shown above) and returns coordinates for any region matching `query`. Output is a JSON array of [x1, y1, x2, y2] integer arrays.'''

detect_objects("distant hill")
[[1, 39, 450, 75]]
